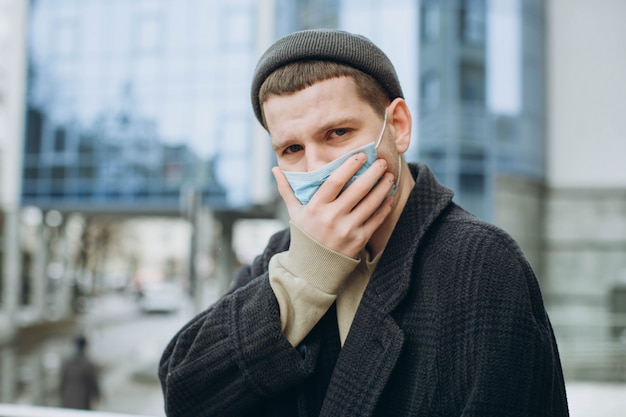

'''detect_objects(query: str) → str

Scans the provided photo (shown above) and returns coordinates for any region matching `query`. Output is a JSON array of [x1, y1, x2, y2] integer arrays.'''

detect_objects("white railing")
[[0, 404, 156, 417]]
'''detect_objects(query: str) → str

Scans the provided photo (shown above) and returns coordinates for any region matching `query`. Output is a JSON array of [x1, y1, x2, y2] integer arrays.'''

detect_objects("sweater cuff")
[[279, 221, 359, 294]]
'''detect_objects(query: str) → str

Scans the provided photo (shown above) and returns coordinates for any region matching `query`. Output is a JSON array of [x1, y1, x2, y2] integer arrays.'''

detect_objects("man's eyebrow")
[[314, 116, 360, 136], [271, 138, 290, 152], [270, 116, 362, 151], [271, 135, 303, 152]]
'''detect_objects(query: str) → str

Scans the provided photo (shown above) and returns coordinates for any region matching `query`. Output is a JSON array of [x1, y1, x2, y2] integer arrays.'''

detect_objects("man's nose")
[[305, 147, 330, 172]]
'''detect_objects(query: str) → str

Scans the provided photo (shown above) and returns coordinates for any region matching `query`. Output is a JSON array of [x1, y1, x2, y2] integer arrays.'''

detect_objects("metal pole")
[[0, 209, 21, 342], [0, 0, 29, 342]]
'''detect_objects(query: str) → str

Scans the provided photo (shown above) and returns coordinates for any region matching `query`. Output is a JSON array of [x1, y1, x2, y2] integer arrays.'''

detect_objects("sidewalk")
[[88, 293, 626, 417], [101, 378, 626, 417], [566, 381, 626, 417], [7, 292, 626, 417], [85, 292, 192, 417]]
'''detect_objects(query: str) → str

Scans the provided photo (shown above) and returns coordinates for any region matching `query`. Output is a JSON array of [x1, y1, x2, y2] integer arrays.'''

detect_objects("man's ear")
[[388, 98, 412, 153]]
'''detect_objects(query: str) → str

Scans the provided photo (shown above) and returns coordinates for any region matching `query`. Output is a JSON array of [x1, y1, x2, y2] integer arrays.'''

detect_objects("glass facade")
[[21, 0, 545, 221], [275, 0, 339, 36], [22, 0, 266, 213], [418, 0, 545, 219]]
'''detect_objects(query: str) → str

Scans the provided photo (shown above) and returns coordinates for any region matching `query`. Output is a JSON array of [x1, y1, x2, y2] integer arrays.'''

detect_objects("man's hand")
[[272, 153, 395, 258]]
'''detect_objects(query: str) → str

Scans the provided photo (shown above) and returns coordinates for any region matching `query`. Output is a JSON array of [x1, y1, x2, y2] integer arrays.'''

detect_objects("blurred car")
[[138, 281, 182, 314]]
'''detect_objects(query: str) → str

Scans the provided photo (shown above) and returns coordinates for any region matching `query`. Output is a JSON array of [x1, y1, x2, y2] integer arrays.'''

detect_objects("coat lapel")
[[318, 163, 454, 417], [319, 305, 405, 417]]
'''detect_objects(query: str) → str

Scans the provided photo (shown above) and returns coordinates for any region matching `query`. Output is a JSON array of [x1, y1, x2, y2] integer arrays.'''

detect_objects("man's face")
[[263, 76, 390, 173]]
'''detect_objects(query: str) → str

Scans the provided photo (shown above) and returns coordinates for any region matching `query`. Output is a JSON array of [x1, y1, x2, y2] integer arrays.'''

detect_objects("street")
[[80, 290, 197, 416], [10, 290, 624, 417]]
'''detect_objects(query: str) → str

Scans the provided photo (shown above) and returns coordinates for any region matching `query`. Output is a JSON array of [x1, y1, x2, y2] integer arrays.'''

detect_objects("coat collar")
[[319, 163, 454, 417], [372, 162, 454, 313]]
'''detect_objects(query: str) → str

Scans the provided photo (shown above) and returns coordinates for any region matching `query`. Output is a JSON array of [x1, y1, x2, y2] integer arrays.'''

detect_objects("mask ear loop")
[[375, 110, 388, 148], [389, 154, 401, 197], [375, 109, 401, 196], [396, 155, 402, 184]]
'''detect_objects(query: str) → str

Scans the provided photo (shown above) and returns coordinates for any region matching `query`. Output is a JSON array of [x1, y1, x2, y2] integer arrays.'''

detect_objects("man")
[[59, 335, 100, 410], [159, 29, 569, 417]]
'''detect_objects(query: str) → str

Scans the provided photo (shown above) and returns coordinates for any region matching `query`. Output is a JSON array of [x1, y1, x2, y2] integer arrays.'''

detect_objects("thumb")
[[272, 166, 301, 206]]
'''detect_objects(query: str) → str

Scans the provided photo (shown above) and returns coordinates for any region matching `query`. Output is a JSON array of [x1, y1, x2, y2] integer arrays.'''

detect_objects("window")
[[224, 11, 253, 48], [494, 115, 517, 143], [133, 14, 165, 54], [421, 72, 440, 109], [421, 0, 440, 42], [51, 18, 79, 57], [459, 172, 485, 217], [297, 0, 339, 29], [53, 128, 66, 152], [459, 0, 486, 44], [459, 62, 485, 103]]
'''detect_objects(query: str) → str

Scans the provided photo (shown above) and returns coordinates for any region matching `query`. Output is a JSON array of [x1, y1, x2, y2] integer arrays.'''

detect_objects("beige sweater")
[[269, 222, 381, 346]]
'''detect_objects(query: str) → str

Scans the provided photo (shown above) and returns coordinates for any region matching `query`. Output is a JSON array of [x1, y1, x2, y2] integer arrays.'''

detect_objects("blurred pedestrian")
[[59, 335, 101, 410]]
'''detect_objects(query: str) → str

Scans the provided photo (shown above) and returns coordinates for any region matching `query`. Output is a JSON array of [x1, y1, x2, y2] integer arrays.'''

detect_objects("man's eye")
[[333, 128, 347, 137], [285, 144, 302, 154]]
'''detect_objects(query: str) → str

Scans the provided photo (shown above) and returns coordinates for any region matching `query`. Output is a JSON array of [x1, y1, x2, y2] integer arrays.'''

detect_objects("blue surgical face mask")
[[282, 111, 391, 205]]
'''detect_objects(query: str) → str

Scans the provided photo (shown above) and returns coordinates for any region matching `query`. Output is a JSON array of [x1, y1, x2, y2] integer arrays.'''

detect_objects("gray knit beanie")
[[251, 29, 404, 127]]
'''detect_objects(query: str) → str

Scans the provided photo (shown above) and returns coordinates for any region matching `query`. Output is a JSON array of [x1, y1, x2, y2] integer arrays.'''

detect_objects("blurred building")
[[543, 0, 626, 380], [0, 0, 28, 346], [419, 0, 545, 220], [1, 0, 626, 406], [416, 0, 547, 277]]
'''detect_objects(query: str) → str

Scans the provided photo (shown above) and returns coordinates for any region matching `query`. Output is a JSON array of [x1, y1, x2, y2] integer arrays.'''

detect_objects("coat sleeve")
[[158, 230, 317, 417], [435, 220, 569, 417]]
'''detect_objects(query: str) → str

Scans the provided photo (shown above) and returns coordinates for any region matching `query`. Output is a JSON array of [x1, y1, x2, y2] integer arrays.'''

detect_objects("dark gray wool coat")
[[159, 163, 569, 417]]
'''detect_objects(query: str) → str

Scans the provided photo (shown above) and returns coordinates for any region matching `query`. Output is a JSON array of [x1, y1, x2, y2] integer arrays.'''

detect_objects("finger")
[[272, 166, 301, 206], [350, 170, 395, 218], [338, 158, 388, 206], [311, 152, 367, 203], [362, 194, 394, 232]]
